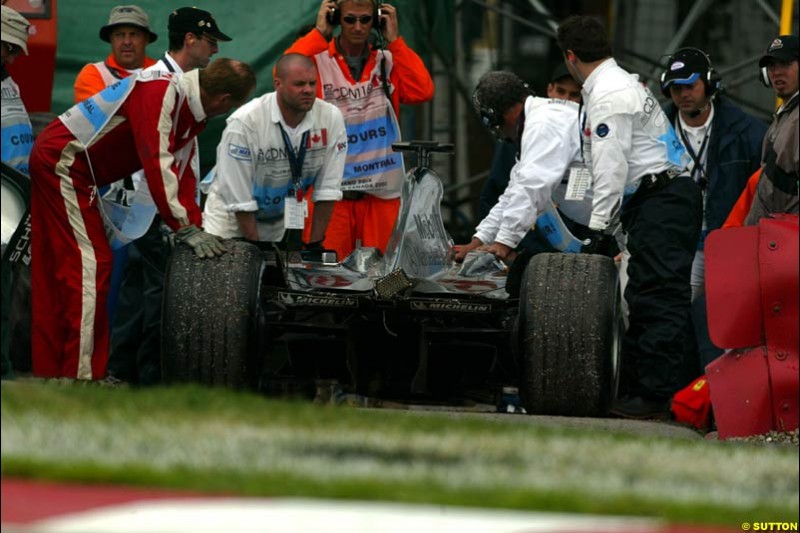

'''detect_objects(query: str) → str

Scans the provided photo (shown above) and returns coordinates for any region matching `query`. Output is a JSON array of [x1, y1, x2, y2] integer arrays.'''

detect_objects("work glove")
[[160, 221, 177, 249], [580, 229, 616, 257], [175, 224, 227, 258]]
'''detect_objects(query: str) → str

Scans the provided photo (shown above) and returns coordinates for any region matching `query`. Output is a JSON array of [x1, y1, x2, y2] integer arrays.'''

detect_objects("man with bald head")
[[204, 54, 347, 244]]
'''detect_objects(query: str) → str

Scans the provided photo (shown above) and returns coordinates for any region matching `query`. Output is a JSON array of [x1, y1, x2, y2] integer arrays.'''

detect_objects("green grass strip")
[[2, 382, 798, 526]]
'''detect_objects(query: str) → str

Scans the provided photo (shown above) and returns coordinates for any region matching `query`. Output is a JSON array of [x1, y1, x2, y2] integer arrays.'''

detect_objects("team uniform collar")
[[581, 57, 617, 101], [330, 36, 371, 58], [105, 52, 157, 75], [777, 91, 799, 115], [269, 92, 314, 133], [180, 69, 206, 122], [161, 52, 183, 74]]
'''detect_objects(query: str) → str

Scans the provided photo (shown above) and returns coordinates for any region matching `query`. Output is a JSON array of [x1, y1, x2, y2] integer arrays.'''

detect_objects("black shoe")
[[609, 396, 672, 420]]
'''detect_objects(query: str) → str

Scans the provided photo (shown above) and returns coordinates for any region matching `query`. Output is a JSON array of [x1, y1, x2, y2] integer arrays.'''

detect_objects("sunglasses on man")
[[342, 14, 374, 25]]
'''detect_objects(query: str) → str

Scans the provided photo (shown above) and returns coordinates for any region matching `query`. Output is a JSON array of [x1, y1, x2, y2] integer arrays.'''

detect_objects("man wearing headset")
[[744, 34, 799, 224], [456, 71, 583, 264], [478, 64, 583, 225], [286, 0, 434, 260], [660, 47, 767, 371], [557, 16, 702, 420], [662, 48, 766, 299]]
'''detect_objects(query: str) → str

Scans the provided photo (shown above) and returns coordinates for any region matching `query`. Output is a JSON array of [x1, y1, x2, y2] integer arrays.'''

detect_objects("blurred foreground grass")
[[2, 381, 797, 525]]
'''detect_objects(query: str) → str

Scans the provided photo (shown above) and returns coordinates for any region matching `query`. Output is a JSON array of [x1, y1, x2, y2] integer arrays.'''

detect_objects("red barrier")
[[705, 215, 799, 438]]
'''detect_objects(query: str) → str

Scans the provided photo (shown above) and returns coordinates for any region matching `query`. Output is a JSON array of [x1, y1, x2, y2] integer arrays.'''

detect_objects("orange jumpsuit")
[[287, 29, 434, 258], [74, 53, 157, 102]]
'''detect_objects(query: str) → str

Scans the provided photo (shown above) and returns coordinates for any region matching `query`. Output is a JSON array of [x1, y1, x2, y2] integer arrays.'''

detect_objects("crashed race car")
[[162, 141, 622, 416]]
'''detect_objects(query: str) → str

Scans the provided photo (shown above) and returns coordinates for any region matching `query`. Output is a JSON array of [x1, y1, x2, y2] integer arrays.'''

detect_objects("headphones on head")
[[472, 92, 502, 131], [759, 65, 772, 87], [660, 47, 722, 99], [326, 1, 384, 29], [472, 80, 534, 134]]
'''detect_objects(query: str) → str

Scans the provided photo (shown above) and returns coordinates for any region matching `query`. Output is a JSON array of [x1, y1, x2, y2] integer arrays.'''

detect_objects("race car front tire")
[[518, 253, 621, 416], [162, 240, 266, 389]]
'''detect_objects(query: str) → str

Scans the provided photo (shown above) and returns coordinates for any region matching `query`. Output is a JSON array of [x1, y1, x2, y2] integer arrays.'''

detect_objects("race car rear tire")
[[162, 240, 266, 389], [518, 253, 620, 416]]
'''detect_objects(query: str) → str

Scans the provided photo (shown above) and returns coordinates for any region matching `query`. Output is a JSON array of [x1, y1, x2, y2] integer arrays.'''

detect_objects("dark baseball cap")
[[168, 7, 232, 42], [758, 35, 799, 68], [549, 63, 572, 84], [662, 48, 710, 89]]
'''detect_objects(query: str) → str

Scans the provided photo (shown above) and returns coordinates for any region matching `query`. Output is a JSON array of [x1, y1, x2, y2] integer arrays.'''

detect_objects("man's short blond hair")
[[199, 58, 256, 105]]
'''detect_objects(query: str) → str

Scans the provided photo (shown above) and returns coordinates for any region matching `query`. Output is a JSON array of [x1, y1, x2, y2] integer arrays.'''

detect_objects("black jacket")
[[663, 96, 768, 232]]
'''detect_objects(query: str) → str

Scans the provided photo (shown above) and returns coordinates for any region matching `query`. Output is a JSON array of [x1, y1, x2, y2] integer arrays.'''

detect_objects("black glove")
[[303, 240, 325, 251], [580, 230, 615, 257]]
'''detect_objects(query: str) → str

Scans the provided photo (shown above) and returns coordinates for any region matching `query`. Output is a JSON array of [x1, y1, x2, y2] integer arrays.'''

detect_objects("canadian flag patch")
[[306, 129, 328, 149]]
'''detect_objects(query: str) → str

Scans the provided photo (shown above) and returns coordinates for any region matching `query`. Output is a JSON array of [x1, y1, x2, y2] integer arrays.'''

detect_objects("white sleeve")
[[478, 117, 577, 248], [311, 109, 346, 203], [587, 94, 633, 230], [474, 159, 516, 244], [213, 122, 259, 213]]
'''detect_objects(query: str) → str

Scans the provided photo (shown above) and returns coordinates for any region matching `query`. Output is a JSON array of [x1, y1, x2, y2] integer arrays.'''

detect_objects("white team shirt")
[[203, 92, 347, 241], [149, 53, 182, 75], [581, 58, 689, 230], [474, 96, 584, 248]]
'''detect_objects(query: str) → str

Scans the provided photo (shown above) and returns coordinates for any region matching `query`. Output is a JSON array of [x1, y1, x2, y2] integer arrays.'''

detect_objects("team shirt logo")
[[228, 143, 251, 161], [768, 38, 784, 51]]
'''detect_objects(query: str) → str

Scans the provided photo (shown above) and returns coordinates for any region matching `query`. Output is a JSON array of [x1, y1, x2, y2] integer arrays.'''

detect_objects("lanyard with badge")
[[676, 120, 711, 189], [278, 123, 309, 230], [677, 118, 712, 250], [566, 103, 592, 201]]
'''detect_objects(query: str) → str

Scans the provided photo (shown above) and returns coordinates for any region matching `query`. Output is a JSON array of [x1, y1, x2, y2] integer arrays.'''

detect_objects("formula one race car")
[[161, 142, 622, 416]]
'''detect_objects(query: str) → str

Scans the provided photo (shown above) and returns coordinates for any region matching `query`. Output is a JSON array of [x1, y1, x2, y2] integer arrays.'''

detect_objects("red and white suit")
[[29, 70, 205, 380]]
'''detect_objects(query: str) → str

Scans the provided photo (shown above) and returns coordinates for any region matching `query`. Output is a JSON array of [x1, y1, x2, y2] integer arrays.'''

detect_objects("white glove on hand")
[[175, 224, 227, 258]]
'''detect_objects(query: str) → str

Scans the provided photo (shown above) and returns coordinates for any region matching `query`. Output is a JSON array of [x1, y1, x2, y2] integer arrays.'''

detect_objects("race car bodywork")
[[162, 142, 621, 416]]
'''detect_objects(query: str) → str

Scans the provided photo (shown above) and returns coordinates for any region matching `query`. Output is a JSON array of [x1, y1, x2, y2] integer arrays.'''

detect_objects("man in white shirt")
[[1, 5, 33, 175], [204, 54, 347, 244], [456, 71, 584, 263], [557, 16, 702, 419]]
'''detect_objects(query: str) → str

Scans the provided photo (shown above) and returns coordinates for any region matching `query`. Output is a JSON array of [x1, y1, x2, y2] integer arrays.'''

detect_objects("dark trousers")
[[107, 218, 169, 385], [621, 175, 703, 401]]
